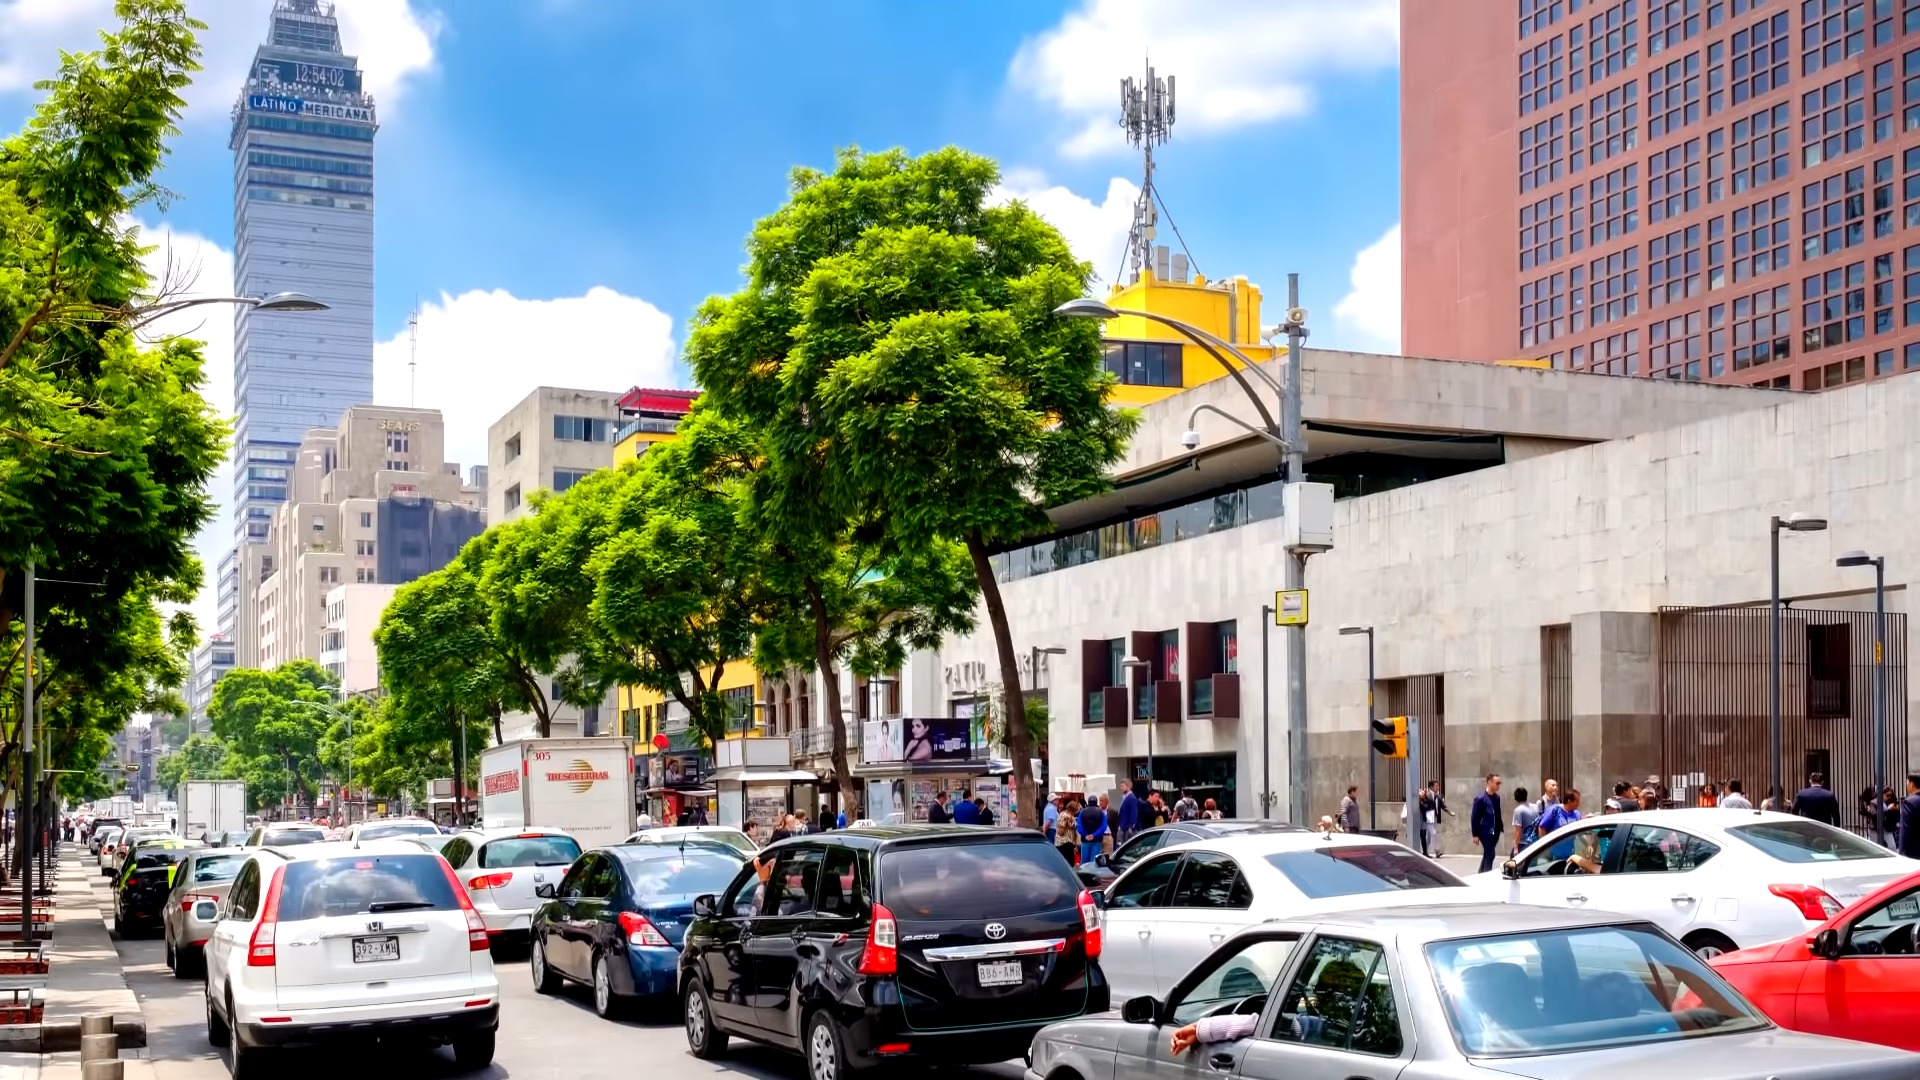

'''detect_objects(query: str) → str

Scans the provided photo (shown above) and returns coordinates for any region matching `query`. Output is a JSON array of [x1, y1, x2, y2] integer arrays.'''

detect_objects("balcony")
[[792, 726, 857, 758], [614, 416, 683, 443]]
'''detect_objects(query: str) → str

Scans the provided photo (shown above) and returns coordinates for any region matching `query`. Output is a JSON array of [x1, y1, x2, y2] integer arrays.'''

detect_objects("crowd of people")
[[1041, 779, 1219, 865]]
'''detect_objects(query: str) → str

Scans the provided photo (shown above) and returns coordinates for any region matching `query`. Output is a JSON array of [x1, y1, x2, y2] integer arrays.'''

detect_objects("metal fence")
[[1658, 605, 1908, 813]]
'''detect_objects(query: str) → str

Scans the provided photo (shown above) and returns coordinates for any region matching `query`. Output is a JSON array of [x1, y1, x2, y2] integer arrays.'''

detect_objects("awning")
[[708, 768, 821, 784]]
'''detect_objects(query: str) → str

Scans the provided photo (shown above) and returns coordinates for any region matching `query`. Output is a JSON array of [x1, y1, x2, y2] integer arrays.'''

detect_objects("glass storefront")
[[1129, 753, 1240, 818]]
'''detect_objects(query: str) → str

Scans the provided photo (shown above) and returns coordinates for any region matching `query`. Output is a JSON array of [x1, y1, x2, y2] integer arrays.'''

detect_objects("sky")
[[0, 0, 1403, 632]]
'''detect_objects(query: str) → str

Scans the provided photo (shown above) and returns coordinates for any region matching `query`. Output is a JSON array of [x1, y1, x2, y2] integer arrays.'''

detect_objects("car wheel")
[[592, 952, 626, 1020], [205, 984, 230, 1048], [684, 982, 728, 1058], [530, 935, 561, 994], [807, 1012, 852, 1080], [1683, 930, 1738, 958], [451, 1029, 496, 1070]]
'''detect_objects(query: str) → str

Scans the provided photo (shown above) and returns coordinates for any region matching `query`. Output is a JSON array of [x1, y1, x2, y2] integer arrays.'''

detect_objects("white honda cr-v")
[[203, 840, 499, 1077]]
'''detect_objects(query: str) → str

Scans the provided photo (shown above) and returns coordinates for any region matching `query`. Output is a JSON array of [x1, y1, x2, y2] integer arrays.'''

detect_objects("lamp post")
[[1340, 625, 1377, 829], [1770, 513, 1828, 805], [1121, 657, 1154, 795], [292, 699, 355, 826], [1836, 549, 1888, 845], [127, 290, 329, 328]]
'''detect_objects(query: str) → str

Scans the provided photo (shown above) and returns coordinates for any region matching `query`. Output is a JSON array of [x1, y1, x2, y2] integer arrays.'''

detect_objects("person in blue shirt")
[[1469, 774, 1504, 874], [951, 789, 979, 825], [1076, 800, 1108, 865], [1117, 780, 1141, 841], [1539, 788, 1583, 860], [1042, 795, 1060, 835]]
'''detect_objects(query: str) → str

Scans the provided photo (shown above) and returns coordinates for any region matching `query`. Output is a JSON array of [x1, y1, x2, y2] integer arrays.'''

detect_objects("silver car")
[[160, 848, 249, 978], [437, 827, 582, 950], [1025, 903, 1920, 1080]]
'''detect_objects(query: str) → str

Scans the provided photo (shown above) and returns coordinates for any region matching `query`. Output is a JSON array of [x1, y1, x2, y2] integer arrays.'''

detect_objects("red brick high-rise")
[[1405, 0, 1920, 391]]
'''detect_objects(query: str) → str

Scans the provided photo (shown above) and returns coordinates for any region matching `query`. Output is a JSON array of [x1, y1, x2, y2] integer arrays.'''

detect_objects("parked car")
[[621, 825, 756, 858], [679, 825, 1108, 1079], [530, 844, 745, 1018], [1707, 868, 1920, 1050], [1076, 820, 1307, 889], [437, 827, 582, 952], [203, 840, 499, 1077], [162, 848, 249, 978], [115, 846, 196, 938], [346, 818, 443, 842], [1097, 830, 1472, 999], [1471, 808, 1920, 957], [1026, 903, 1920, 1080], [240, 822, 328, 849]]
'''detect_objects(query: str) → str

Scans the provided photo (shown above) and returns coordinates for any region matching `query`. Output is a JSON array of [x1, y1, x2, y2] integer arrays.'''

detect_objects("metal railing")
[[792, 726, 858, 756]]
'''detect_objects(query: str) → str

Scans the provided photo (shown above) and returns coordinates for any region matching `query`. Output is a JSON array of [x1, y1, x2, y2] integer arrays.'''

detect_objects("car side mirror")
[[1501, 859, 1521, 879], [1121, 995, 1162, 1025], [534, 883, 557, 900], [1089, 889, 1110, 909], [1094, 853, 1110, 868], [1813, 928, 1842, 960], [693, 894, 718, 918]]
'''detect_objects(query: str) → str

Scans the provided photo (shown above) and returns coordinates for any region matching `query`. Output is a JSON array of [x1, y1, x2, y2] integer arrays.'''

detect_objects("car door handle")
[[1138, 929, 1152, 940], [1207, 1053, 1235, 1072], [1565, 894, 1587, 903], [1671, 894, 1695, 904], [1209, 931, 1227, 943]]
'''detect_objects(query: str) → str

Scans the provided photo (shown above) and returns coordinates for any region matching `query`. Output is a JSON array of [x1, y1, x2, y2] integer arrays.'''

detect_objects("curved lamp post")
[[128, 291, 330, 328]]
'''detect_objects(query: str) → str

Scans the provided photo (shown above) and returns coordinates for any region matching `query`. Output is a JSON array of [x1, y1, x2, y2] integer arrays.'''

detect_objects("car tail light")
[[1769, 883, 1843, 921], [247, 866, 286, 967], [435, 855, 491, 950], [618, 912, 671, 947], [858, 902, 898, 976], [466, 873, 513, 891], [1077, 889, 1103, 959]]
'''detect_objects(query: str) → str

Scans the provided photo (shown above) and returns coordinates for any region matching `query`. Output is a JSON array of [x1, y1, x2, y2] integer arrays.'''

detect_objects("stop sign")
[[652, 733, 670, 751]]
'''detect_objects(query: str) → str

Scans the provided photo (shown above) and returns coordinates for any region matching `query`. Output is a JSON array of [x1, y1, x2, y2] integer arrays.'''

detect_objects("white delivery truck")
[[479, 737, 635, 849], [178, 779, 246, 840]]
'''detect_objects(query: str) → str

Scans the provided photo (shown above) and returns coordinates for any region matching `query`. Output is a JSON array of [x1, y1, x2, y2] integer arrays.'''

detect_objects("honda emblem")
[[984, 922, 1006, 941], [366, 921, 383, 933]]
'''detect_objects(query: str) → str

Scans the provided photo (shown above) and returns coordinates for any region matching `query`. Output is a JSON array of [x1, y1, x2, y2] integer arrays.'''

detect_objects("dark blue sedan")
[[529, 843, 746, 1019]]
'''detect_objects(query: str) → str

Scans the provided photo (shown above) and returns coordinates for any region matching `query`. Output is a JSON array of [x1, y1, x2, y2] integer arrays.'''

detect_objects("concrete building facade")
[[320, 583, 401, 693], [185, 635, 236, 736], [1404, 0, 1920, 392], [486, 386, 627, 523]]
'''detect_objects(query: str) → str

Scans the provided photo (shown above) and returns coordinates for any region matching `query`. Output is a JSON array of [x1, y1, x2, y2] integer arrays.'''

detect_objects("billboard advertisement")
[[902, 716, 971, 763], [862, 719, 902, 764]]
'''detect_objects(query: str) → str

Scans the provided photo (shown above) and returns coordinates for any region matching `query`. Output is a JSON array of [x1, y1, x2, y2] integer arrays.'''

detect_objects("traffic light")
[[1370, 716, 1407, 759]]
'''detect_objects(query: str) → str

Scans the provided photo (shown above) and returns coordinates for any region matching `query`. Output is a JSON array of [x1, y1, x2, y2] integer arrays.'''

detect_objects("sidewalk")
[[0, 851, 145, 1060]]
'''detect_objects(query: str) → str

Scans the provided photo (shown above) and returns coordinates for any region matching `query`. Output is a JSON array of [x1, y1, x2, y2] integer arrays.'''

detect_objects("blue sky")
[[1, 0, 1402, 625]]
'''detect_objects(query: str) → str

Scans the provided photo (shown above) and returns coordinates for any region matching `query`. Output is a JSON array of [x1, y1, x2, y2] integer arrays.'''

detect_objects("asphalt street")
[[92, 874, 1023, 1080]]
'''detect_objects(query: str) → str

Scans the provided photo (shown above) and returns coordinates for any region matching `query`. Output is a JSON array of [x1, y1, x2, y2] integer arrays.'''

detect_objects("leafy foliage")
[[206, 662, 335, 811]]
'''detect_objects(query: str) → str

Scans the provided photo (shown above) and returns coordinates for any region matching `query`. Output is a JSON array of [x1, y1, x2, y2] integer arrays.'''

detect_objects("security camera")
[[1180, 429, 1202, 449]]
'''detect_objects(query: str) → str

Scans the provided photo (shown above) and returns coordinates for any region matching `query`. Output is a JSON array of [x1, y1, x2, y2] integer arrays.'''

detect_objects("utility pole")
[[19, 562, 35, 941], [1281, 275, 1312, 825]]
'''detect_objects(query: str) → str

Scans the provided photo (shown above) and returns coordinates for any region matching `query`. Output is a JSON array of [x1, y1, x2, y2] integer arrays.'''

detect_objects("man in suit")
[[1469, 774, 1505, 874], [1793, 771, 1841, 827], [1898, 774, 1920, 860]]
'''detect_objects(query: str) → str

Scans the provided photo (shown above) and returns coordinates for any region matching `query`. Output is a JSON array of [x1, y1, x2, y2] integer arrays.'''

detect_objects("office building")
[[1404, 0, 1920, 391], [320, 583, 401, 693], [184, 635, 236, 737], [486, 386, 629, 523]]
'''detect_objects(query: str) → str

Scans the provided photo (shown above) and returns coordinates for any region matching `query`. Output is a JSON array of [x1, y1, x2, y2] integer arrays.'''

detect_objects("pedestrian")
[[950, 789, 978, 825], [1604, 781, 1632, 815], [1411, 784, 1435, 855], [1510, 786, 1538, 857], [1100, 795, 1119, 855], [1117, 780, 1141, 841], [1897, 775, 1920, 859], [818, 803, 834, 832], [1424, 781, 1451, 856], [1877, 786, 1899, 846], [1043, 793, 1061, 836], [1200, 798, 1222, 819], [1076, 797, 1109, 866], [1540, 788, 1583, 860], [1173, 789, 1201, 822], [1698, 782, 1720, 808], [1718, 778, 1753, 810], [926, 790, 952, 824], [836, 809, 848, 829], [1541, 778, 1561, 810], [1794, 772, 1841, 827], [1470, 774, 1504, 874], [635, 812, 654, 831], [1144, 791, 1169, 829], [974, 797, 995, 826], [686, 801, 709, 825], [1761, 785, 1781, 811], [1056, 798, 1080, 864], [795, 810, 814, 835], [1339, 785, 1361, 834]]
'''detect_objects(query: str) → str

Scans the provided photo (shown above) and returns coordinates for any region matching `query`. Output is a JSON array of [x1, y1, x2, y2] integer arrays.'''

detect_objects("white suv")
[[437, 828, 580, 951], [202, 841, 499, 1077]]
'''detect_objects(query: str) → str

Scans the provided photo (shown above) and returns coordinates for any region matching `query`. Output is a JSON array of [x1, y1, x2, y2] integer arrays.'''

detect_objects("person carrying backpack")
[[1510, 786, 1540, 857], [1173, 790, 1201, 822]]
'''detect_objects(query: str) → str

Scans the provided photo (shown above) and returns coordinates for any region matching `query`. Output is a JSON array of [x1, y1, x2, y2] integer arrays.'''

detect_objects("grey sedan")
[[160, 848, 249, 978], [1025, 903, 1919, 1080]]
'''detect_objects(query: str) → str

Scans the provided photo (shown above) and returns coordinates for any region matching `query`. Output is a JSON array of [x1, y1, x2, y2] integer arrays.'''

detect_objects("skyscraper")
[[1404, 0, 1920, 391], [220, 0, 376, 649]]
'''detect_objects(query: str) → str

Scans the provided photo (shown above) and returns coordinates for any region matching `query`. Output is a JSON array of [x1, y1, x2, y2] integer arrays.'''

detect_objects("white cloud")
[[372, 287, 682, 475], [1332, 222, 1401, 352], [1008, 0, 1399, 157], [0, 0, 440, 122], [991, 170, 1140, 287]]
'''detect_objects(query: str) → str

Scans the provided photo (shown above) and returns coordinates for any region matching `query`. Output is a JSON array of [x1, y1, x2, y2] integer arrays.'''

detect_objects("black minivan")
[[678, 826, 1108, 1080]]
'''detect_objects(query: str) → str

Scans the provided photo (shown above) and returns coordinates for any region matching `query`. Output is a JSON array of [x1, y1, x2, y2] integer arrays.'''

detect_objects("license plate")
[[352, 935, 399, 963], [977, 960, 1023, 987]]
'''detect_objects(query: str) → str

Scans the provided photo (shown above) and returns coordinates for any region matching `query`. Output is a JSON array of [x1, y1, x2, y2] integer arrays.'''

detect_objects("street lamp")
[[1836, 549, 1888, 845], [1770, 513, 1828, 805], [1121, 656, 1154, 795], [1339, 625, 1377, 829], [128, 291, 330, 328], [292, 699, 354, 826]]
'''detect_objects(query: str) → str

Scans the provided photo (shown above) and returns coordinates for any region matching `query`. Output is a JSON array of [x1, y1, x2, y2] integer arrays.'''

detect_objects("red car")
[[1708, 868, 1920, 1051]]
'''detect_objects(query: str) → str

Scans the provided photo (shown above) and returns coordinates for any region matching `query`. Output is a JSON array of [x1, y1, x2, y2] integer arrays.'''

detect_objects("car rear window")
[[191, 855, 245, 884], [276, 855, 461, 920], [1726, 820, 1888, 862], [877, 840, 1080, 920], [480, 835, 582, 868], [130, 867, 175, 889], [263, 829, 326, 847], [1265, 846, 1466, 899], [356, 821, 439, 839], [618, 851, 744, 898]]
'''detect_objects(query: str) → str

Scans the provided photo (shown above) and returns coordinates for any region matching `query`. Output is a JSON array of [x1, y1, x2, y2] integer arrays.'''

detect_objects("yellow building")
[[1097, 268, 1286, 408], [618, 663, 764, 748], [611, 388, 699, 465]]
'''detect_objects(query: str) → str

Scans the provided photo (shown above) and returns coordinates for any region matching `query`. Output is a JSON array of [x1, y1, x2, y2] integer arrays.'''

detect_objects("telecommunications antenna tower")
[[407, 300, 419, 408], [1119, 61, 1175, 282]]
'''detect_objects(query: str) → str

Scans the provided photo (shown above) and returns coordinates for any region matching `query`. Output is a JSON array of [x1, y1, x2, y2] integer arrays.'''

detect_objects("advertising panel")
[[862, 719, 902, 764], [901, 716, 971, 763]]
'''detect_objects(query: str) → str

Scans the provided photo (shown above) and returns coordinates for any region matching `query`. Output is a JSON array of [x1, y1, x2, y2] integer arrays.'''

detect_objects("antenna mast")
[[407, 301, 418, 408], [1119, 60, 1175, 283]]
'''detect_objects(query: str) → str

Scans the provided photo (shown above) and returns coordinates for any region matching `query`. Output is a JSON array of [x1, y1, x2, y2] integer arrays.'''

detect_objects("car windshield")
[[480, 835, 581, 868], [276, 855, 460, 920], [1265, 846, 1466, 899], [878, 841, 1080, 920], [617, 851, 746, 898], [191, 854, 245, 884], [1725, 820, 1888, 863], [1427, 924, 1767, 1056], [356, 821, 440, 839]]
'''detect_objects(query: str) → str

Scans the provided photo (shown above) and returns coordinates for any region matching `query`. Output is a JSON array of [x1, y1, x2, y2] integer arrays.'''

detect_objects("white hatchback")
[[1469, 806, 1920, 956], [436, 828, 581, 948], [203, 841, 499, 1077]]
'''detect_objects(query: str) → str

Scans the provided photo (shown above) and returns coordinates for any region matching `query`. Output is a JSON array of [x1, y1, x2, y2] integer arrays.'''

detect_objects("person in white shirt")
[[1718, 778, 1753, 809]]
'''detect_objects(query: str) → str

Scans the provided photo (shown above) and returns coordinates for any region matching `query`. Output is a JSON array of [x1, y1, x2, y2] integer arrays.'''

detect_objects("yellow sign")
[[1371, 716, 1408, 759], [1274, 589, 1309, 626]]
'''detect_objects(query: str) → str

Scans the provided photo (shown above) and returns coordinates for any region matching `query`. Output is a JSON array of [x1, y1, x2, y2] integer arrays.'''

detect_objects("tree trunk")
[[807, 580, 858, 820], [967, 536, 1032, 827]]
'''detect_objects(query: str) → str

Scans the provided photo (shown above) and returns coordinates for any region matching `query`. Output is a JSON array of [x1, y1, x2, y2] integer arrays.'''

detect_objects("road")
[[92, 875, 1023, 1080]]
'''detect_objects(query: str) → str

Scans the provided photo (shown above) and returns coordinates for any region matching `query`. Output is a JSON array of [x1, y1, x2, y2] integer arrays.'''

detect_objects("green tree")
[[206, 662, 334, 813], [698, 147, 1135, 815], [376, 545, 540, 748], [154, 734, 232, 797]]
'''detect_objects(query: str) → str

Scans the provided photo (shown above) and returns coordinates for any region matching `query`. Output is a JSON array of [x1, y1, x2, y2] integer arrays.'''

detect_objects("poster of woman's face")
[[904, 717, 934, 761]]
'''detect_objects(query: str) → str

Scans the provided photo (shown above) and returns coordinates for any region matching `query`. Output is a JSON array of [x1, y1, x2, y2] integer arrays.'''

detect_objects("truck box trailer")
[[178, 780, 246, 840], [479, 738, 634, 849]]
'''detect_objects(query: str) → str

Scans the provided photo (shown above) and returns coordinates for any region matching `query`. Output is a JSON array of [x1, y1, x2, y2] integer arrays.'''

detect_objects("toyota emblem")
[[984, 922, 1007, 940]]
